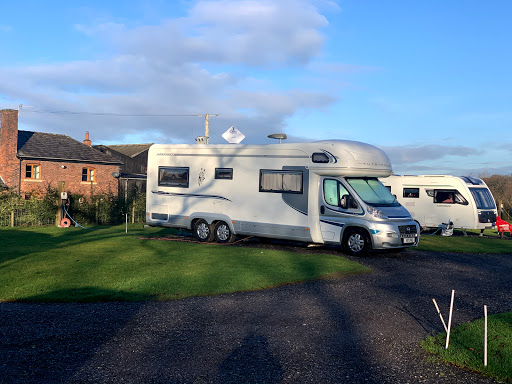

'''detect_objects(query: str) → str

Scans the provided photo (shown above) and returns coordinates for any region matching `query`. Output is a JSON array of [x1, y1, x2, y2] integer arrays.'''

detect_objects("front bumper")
[[370, 222, 420, 249]]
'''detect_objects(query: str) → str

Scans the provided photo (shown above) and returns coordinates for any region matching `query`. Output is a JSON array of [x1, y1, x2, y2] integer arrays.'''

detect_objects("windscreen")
[[469, 188, 496, 210], [346, 178, 400, 207]]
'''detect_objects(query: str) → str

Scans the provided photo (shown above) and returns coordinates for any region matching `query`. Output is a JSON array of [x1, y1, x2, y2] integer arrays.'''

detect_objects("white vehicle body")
[[146, 140, 419, 254], [380, 175, 497, 230]]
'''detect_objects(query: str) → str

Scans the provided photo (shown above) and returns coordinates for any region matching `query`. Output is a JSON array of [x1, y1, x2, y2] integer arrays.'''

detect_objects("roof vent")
[[268, 133, 287, 143]]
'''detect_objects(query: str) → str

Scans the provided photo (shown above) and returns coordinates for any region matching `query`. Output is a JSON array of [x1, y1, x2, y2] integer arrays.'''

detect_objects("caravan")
[[146, 140, 419, 255], [381, 175, 497, 231]]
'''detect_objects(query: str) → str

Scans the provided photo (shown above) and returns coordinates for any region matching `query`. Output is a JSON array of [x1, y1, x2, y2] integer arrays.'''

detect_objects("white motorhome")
[[146, 140, 419, 255], [381, 175, 497, 231]]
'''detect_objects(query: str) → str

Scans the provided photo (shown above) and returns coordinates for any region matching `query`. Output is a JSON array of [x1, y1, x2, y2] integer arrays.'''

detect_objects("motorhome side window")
[[403, 188, 419, 198], [312, 152, 330, 163], [215, 168, 233, 180], [158, 167, 189, 188], [323, 179, 358, 209], [433, 189, 468, 205], [259, 170, 303, 193]]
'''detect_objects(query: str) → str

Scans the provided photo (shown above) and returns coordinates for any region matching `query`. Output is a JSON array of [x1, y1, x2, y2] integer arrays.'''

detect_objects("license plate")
[[402, 237, 415, 244]]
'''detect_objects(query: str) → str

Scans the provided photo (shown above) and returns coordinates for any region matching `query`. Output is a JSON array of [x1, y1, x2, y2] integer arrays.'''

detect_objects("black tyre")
[[193, 219, 214, 242], [214, 221, 236, 243], [343, 228, 370, 256]]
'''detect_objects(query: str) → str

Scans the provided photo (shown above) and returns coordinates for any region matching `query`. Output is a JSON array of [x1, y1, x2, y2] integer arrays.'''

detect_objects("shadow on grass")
[[0, 225, 176, 266], [0, 229, 55, 264], [15, 287, 153, 303]]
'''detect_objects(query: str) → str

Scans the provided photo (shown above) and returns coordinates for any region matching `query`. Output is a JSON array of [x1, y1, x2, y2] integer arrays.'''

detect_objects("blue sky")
[[0, 0, 511, 176]]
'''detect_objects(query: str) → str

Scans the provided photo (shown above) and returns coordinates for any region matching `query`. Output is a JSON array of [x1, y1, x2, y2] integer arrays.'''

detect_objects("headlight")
[[367, 206, 388, 219]]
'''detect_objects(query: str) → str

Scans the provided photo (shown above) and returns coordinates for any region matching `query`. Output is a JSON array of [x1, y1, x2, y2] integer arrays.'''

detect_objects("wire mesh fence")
[[0, 204, 146, 228], [0, 209, 56, 227]]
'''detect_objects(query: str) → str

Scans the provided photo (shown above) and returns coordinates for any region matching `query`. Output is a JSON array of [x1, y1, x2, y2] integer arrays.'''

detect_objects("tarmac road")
[[1, 246, 511, 383]]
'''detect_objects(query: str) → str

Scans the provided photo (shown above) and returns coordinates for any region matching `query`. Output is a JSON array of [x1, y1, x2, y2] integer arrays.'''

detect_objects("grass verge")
[[421, 311, 512, 382], [0, 224, 370, 302], [417, 229, 512, 254]]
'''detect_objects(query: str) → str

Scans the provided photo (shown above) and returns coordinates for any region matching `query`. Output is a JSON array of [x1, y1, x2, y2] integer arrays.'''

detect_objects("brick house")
[[0, 109, 123, 198]]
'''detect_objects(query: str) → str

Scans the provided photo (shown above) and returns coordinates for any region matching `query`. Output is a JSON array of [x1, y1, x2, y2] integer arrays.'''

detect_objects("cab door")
[[319, 178, 362, 242]]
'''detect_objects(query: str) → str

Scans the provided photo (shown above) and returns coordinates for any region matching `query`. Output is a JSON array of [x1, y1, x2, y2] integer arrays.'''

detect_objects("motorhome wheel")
[[214, 221, 236, 243], [343, 229, 370, 256], [193, 219, 214, 242]]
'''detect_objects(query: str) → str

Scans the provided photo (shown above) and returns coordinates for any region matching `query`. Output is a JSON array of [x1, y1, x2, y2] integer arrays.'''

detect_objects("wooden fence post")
[[10, 211, 14, 227], [132, 204, 135, 224]]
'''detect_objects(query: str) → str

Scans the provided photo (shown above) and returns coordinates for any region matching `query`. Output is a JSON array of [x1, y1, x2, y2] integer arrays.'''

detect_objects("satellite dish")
[[268, 133, 287, 143], [222, 126, 245, 144]]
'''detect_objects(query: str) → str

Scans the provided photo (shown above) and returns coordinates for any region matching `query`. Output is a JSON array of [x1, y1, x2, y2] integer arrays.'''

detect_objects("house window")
[[259, 170, 303, 193], [403, 188, 419, 198], [215, 168, 233, 180], [25, 164, 41, 179], [82, 168, 95, 182], [158, 167, 189, 188]]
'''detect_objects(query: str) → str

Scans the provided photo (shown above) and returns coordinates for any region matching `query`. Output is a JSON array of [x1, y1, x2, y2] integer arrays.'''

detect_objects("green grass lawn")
[[0, 225, 370, 302], [417, 229, 512, 254], [421, 311, 512, 382]]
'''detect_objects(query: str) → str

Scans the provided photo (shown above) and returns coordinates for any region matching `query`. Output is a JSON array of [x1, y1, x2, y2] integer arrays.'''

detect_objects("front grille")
[[399, 225, 417, 235], [478, 211, 497, 224]]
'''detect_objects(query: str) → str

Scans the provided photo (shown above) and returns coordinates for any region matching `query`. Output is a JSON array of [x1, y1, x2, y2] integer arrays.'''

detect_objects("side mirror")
[[340, 195, 349, 209]]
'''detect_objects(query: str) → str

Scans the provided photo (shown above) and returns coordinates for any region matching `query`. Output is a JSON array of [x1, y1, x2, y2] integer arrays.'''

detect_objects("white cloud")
[[496, 143, 512, 152], [381, 144, 482, 165], [378, 144, 512, 176], [0, 0, 336, 144], [186, 0, 328, 66], [77, 0, 328, 67]]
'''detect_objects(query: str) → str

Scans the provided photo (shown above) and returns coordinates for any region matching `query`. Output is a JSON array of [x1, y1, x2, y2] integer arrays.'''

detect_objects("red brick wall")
[[0, 109, 20, 188], [20, 160, 120, 198]]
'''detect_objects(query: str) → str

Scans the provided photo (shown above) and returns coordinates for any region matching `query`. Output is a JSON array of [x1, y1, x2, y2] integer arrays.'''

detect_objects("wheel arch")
[[340, 225, 374, 249], [188, 213, 236, 234]]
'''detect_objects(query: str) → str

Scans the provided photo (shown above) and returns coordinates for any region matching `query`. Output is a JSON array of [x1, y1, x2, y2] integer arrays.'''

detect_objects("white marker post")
[[484, 305, 488, 367], [445, 290, 455, 349], [432, 298, 448, 332]]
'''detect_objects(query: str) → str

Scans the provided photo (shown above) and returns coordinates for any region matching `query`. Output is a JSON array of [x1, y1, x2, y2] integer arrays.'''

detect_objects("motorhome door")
[[319, 178, 362, 242]]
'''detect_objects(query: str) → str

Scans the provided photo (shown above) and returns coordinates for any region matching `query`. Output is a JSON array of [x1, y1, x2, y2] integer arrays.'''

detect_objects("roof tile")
[[17, 131, 123, 165]]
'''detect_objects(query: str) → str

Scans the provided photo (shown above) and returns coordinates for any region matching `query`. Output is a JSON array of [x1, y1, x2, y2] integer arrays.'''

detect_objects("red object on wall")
[[496, 216, 512, 233]]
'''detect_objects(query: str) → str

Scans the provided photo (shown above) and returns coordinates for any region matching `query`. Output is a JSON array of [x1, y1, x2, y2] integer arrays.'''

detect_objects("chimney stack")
[[0, 109, 20, 188], [83, 131, 92, 146]]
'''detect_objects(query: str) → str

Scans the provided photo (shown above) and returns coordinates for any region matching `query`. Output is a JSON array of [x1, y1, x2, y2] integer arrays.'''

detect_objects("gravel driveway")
[[1, 245, 511, 384]]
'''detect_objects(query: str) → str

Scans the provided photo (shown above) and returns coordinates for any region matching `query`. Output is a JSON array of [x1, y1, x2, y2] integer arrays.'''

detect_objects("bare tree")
[[482, 175, 512, 218]]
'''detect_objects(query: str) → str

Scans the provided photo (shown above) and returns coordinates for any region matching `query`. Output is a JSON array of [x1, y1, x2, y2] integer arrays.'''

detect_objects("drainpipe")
[[18, 158, 22, 195]]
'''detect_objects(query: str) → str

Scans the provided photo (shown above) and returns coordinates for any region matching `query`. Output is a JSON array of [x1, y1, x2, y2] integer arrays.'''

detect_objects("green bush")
[[0, 189, 146, 227], [68, 192, 124, 225], [0, 187, 58, 226]]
